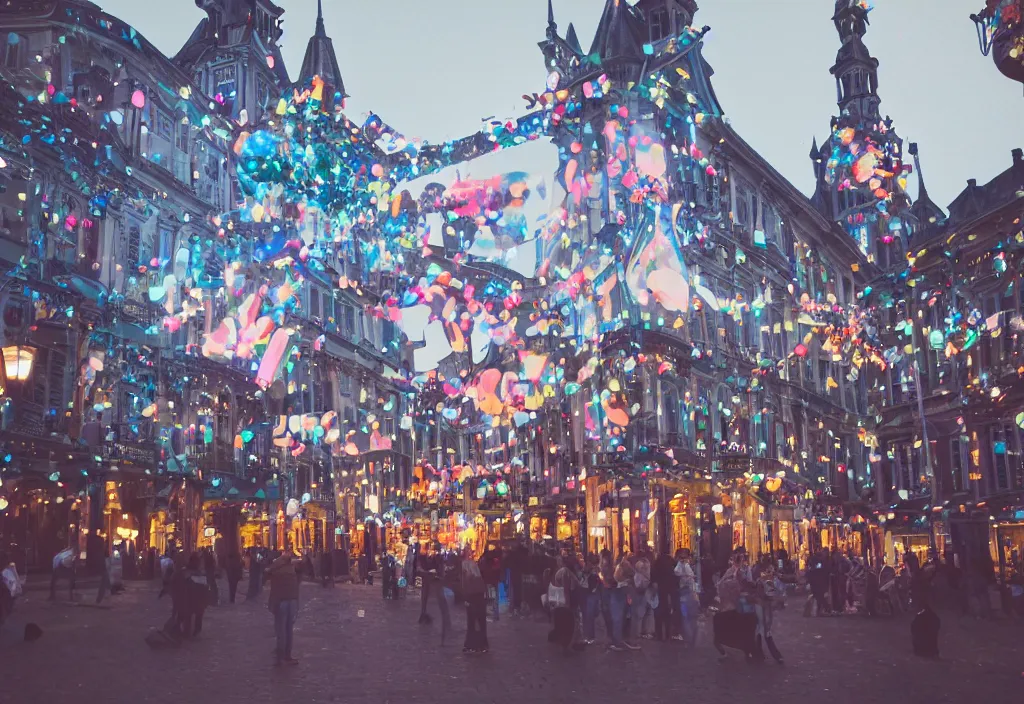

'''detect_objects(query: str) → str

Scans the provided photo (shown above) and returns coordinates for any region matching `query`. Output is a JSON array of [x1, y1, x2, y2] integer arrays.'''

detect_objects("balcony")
[[189, 441, 238, 477]]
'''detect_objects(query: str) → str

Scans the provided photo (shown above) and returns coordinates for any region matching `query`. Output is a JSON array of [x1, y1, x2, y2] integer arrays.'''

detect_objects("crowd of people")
[[5, 532, 1014, 666], [403, 539, 791, 658]]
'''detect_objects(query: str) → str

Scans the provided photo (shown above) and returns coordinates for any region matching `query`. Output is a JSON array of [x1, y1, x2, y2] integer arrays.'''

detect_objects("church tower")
[[810, 1, 910, 260], [830, 0, 881, 123]]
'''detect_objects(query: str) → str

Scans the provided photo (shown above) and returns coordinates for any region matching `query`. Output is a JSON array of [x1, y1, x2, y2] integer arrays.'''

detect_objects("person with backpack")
[[462, 549, 489, 653]]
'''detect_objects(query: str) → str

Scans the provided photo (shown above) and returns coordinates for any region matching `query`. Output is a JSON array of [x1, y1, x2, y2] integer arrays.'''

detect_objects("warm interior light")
[[2, 345, 35, 382]]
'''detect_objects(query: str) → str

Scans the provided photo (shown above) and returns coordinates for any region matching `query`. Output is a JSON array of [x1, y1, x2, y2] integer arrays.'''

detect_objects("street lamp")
[[2, 345, 35, 382]]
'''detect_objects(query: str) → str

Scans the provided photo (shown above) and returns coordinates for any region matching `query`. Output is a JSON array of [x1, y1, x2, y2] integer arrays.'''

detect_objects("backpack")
[[718, 568, 741, 608]]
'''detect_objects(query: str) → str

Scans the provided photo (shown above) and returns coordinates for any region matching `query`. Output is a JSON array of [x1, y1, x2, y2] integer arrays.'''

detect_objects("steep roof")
[[906, 142, 946, 235], [589, 0, 647, 63], [297, 0, 346, 97], [947, 149, 1024, 227]]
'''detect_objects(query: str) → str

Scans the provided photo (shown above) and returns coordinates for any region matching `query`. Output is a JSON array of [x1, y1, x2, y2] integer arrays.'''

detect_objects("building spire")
[[547, 0, 556, 31], [299, 0, 346, 98], [316, 0, 326, 37], [907, 141, 946, 233], [829, 0, 880, 122]]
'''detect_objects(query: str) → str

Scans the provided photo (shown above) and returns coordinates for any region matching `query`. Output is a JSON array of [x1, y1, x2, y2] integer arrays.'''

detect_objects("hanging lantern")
[[2, 345, 35, 382]]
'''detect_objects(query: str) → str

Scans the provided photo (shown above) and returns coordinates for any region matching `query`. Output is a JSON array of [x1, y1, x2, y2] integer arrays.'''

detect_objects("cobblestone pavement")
[[2, 580, 1021, 703]]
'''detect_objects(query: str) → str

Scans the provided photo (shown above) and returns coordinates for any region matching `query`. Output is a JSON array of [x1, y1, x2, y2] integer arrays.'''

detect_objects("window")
[[992, 426, 1011, 491], [3, 34, 26, 69], [157, 228, 172, 261], [175, 119, 189, 152], [127, 226, 140, 266], [339, 374, 352, 396], [309, 289, 320, 319], [213, 64, 237, 103], [344, 305, 356, 336], [735, 188, 749, 226], [155, 110, 172, 140], [950, 436, 966, 495], [649, 8, 670, 42]]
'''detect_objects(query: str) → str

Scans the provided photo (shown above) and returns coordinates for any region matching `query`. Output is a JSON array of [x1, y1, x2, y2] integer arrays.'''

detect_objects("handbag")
[[547, 580, 567, 608]]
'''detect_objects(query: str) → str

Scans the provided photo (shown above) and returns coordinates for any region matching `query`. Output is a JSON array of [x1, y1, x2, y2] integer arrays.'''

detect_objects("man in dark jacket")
[[266, 549, 300, 666], [652, 552, 678, 640], [225, 553, 243, 604], [480, 544, 503, 621]]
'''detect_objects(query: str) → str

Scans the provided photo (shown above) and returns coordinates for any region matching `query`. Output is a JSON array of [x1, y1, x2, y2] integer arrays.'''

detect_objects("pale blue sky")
[[97, 0, 1021, 211]]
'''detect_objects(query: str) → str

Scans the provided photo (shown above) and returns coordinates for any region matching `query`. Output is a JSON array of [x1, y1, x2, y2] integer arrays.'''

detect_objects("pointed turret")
[[907, 142, 947, 237], [589, 0, 647, 64], [566, 23, 582, 54], [299, 0, 347, 100], [830, 0, 881, 122]]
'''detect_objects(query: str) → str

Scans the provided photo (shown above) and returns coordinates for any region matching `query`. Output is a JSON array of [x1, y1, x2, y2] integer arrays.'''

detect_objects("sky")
[[95, 0, 1021, 212]]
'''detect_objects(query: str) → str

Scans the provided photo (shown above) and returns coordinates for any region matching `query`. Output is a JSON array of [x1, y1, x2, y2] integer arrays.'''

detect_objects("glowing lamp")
[[2, 345, 35, 381]]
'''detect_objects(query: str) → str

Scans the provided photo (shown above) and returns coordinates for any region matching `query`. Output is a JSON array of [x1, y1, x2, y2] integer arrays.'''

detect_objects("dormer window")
[[650, 8, 670, 42]]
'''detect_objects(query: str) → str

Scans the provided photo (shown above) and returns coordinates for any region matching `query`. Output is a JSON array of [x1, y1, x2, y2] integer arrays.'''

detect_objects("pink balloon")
[[131, 90, 145, 109]]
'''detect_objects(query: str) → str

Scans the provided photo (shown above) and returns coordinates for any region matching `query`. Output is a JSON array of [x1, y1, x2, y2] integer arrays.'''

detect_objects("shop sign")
[[716, 453, 753, 477], [111, 441, 156, 468]]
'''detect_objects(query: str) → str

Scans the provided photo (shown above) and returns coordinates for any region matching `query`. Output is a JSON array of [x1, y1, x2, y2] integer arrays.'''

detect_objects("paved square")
[[2, 581, 1019, 703]]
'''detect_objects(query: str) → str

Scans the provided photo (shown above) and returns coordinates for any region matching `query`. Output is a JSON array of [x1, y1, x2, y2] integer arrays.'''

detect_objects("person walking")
[[614, 552, 640, 651], [266, 549, 300, 666], [225, 552, 243, 604], [49, 546, 77, 602], [461, 549, 488, 653]]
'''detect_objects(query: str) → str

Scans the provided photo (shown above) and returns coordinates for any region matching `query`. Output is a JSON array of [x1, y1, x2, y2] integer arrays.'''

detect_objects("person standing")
[[203, 550, 219, 607], [320, 549, 334, 588], [507, 540, 527, 617], [266, 549, 300, 666], [246, 548, 264, 600], [548, 554, 580, 653], [651, 551, 676, 641], [461, 549, 488, 653], [480, 543, 502, 622], [95, 549, 112, 604], [614, 553, 640, 651], [418, 545, 437, 625], [675, 548, 699, 647], [225, 552, 243, 604], [580, 553, 601, 645], [49, 546, 77, 601], [599, 549, 625, 651]]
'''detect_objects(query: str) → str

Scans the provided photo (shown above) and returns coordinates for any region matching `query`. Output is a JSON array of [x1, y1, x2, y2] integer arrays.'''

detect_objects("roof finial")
[[908, 142, 929, 199], [315, 0, 326, 37], [547, 0, 557, 32]]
